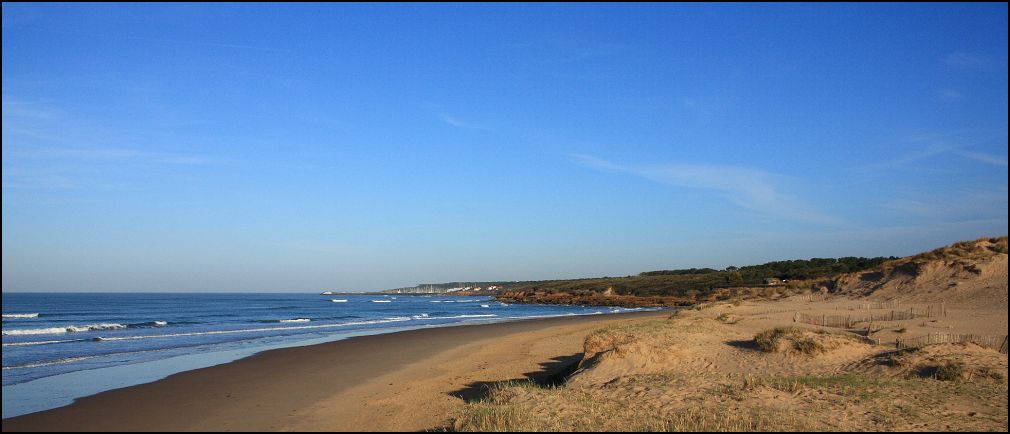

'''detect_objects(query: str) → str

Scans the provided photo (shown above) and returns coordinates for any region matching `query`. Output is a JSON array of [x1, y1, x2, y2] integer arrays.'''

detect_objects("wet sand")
[[2, 310, 668, 432]]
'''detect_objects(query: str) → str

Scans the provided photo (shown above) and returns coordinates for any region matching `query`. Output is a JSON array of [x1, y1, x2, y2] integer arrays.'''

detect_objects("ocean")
[[1, 292, 654, 418]]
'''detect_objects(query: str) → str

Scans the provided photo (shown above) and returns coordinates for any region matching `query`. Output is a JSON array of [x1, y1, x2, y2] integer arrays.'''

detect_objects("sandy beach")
[[2, 310, 668, 432]]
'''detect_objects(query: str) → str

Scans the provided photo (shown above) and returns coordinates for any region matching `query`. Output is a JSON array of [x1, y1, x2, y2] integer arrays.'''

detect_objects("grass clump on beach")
[[753, 327, 864, 355], [754, 327, 825, 354], [921, 361, 968, 381]]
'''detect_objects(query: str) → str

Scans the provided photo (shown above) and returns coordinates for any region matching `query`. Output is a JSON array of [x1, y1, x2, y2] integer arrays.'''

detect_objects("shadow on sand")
[[448, 353, 583, 403], [725, 339, 762, 352]]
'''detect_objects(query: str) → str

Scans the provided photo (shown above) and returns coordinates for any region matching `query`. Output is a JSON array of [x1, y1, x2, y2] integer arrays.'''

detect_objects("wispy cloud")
[[936, 88, 964, 102], [8, 146, 223, 165], [546, 41, 628, 64], [952, 150, 1008, 167], [944, 52, 992, 68], [571, 154, 844, 226], [1, 168, 79, 190], [2, 100, 228, 191], [865, 132, 1008, 171], [883, 188, 1008, 220], [1, 101, 60, 120], [438, 113, 489, 130]]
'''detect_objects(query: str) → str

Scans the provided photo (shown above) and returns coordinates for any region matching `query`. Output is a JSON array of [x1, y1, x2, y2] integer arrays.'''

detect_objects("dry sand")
[[1, 310, 668, 432], [455, 296, 1008, 431]]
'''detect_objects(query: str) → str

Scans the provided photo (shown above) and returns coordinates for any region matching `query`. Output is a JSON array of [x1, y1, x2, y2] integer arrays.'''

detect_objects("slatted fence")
[[862, 305, 946, 322], [794, 312, 859, 328], [895, 333, 1008, 354], [794, 307, 946, 329], [853, 300, 900, 310]]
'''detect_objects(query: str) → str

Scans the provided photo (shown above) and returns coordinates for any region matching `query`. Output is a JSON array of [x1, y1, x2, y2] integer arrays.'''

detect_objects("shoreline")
[[2, 309, 669, 431]]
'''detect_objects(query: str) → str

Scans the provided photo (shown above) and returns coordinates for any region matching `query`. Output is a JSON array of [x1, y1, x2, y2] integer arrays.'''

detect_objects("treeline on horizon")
[[392, 236, 1006, 298], [495, 256, 898, 297], [640, 256, 895, 280]]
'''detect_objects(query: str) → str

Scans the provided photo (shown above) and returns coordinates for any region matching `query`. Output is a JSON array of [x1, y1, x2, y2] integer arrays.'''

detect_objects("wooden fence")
[[865, 320, 904, 333], [790, 293, 828, 302], [794, 312, 860, 329], [853, 300, 900, 310], [895, 333, 1008, 354], [863, 305, 946, 322], [794, 305, 947, 330]]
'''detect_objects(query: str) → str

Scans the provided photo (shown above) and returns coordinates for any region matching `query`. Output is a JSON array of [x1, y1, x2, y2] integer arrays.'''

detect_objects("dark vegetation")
[[395, 237, 1005, 302], [496, 256, 896, 297]]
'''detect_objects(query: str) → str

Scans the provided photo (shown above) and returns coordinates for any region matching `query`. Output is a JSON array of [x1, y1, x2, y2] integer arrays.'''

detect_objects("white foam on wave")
[[442, 314, 497, 319], [330, 299, 348, 303], [77, 313, 509, 344], [86, 317, 418, 342], [1, 339, 81, 347], [480, 304, 491, 308], [2, 323, 127, 336], [608, 307, 644, 313], [130, 321, 169, 328], [401, 313, 497, 321], [279, 318, 311, 323], [2, 327, 70, 336], [371, 300, 391, 303], [429, 299, 488, 304], [2, 356, 100, 371], [2, 313, 39, 319]]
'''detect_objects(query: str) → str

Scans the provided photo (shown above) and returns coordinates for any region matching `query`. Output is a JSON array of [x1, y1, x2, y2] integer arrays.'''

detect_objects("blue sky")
[[2, 3, 1007, 292]]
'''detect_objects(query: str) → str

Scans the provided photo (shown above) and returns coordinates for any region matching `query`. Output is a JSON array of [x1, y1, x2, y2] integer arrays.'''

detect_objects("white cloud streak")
[[936, 88, 964, 102], [864, 133, 1008, 171], [2, 100, 228, 191], [944, 52, 992, 68], [952, 150, 1008, 167], [438, 113, 489, 130], [7, 146, 223, 165], [571, 154, 844, 226]]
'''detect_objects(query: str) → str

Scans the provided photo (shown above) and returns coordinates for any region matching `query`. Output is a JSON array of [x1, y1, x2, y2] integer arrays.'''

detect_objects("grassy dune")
[[452, 313, 1007, 431]]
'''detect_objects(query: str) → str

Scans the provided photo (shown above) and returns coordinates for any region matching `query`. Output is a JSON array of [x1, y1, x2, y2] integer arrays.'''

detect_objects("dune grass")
[[754, 327, 826, 354]]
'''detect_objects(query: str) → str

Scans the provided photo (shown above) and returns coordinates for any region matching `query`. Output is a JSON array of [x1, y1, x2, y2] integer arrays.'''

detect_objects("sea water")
[[2, 292, 654, 418]]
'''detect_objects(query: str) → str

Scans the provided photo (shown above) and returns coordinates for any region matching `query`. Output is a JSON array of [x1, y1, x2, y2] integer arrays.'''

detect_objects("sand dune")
[[829, 236, 1008, 307], [455, 237, 1009, 431]]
